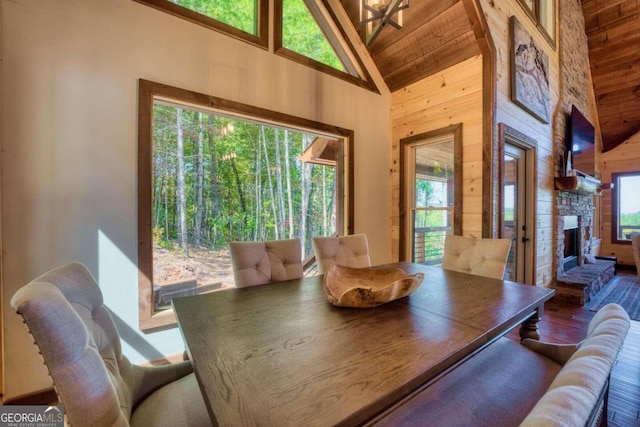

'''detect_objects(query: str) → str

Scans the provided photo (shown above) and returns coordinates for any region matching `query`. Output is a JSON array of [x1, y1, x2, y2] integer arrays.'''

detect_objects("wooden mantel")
[[555, 174, 601, 195]]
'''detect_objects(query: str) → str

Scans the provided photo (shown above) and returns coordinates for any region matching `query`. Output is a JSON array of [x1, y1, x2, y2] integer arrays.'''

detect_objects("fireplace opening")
[[563, 215, 579, 272], [564, 228, 578, 271]]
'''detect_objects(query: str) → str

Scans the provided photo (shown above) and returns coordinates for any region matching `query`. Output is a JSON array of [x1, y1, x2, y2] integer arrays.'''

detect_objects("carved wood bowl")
[[322, 265, 424, 308]]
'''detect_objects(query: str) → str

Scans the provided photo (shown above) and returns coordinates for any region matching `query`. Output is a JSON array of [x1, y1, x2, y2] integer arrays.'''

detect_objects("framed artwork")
[[510, 16, 550, 123]]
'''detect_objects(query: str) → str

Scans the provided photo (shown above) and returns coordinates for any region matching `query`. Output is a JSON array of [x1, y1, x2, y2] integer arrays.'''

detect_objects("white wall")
[[1, 0, 392, 398]]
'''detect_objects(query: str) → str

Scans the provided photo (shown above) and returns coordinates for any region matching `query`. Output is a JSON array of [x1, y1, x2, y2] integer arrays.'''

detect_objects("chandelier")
[[360, 0, 410, 45]]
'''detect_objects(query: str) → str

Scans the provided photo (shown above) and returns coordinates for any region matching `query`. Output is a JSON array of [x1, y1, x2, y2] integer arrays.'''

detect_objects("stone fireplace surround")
[[554, 191, 615, 305]]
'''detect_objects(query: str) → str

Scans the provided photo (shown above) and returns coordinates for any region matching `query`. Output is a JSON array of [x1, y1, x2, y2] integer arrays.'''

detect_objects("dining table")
[[172, 262, 555, 426]]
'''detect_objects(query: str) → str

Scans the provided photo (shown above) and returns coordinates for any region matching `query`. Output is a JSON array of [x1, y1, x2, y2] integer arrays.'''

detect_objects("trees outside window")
[[138, 80, 353, 330], [133, 0, 269, 48], [612, 172, 640, 244], [134, 0, 378, 91]]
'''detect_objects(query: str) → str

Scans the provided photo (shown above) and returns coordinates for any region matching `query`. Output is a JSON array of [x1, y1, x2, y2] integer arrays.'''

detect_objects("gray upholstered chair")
[[632, 234, 640, 277], [10, 262, 211, 427], [312, 234, 371, 274], [441, 234, 512, 280], [229, 238, 303, 287]]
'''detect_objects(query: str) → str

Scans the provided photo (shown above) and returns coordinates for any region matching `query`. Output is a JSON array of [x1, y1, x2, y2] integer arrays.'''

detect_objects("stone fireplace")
[[555, 193, 594, 278], [554, 192, 615, 305]]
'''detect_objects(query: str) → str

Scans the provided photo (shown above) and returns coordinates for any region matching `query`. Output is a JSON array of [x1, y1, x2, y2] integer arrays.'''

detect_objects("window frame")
[[398, 124, 463, 262], [611, 170, 640, 245], [133, 0, 269, 49], [516, 0, 556, 48], [138, 79, 354, 331], [274, 0, 379, 93]]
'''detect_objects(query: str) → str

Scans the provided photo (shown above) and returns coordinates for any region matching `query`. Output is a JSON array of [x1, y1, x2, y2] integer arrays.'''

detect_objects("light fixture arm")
[[362, 0, 409, 45]]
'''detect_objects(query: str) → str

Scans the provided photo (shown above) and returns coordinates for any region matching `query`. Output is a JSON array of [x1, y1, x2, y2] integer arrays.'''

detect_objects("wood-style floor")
[[508, 271, 640, 426]]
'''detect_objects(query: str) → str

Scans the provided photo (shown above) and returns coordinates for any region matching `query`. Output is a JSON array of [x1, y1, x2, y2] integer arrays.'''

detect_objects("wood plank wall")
[[390, 55, 483, 261], [389, 1, 599, 289], [480, 0, 562, 287], [601, 134, 640, 266]]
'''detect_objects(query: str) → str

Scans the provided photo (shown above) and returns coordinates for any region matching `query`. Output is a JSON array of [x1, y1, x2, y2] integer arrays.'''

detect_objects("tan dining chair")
[[632, 234, 640, 277], [10, 262, 211, 427], [441, 234, 512, 280], [312, 234, 371, 274], [229, 238, 303, 287]]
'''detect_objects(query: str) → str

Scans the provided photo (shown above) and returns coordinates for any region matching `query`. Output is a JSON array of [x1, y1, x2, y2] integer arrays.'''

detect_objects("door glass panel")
[[411, 140, 454, 264], [503, 153, 518, 281]]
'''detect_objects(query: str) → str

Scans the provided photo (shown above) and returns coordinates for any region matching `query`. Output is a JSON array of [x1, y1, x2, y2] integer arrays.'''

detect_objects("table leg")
[[519, 306, 542, 341]]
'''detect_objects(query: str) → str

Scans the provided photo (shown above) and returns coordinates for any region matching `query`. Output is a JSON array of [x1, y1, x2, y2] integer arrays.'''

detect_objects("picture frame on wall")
[[510, 16, 550, 123]]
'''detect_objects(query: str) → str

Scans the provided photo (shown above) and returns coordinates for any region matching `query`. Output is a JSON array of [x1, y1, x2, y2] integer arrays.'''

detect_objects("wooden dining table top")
[[172, 262, 555, 427]]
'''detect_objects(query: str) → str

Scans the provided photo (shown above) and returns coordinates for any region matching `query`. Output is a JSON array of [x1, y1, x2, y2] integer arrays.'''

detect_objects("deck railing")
[[413, 226, 449, 265]]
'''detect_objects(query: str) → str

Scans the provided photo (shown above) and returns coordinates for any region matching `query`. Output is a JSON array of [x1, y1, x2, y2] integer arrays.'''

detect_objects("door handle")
[[522, 237, 530, 243]]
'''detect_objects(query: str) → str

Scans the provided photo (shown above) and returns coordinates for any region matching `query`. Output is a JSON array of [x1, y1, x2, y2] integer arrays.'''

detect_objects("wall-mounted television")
[[566, 105, 596, 177]]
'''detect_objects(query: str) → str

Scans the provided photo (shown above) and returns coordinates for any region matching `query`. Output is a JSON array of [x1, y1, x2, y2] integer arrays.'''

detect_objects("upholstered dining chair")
[[229, 238, 304, 287], [312, 234, 371, 274], [10, 262, 211, 427], [632, 234, 640, 277], [441, 234, 512, 280]]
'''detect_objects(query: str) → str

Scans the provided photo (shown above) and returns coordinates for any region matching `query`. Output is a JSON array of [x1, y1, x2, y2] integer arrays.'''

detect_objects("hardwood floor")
[[509, 271, 640, 426]]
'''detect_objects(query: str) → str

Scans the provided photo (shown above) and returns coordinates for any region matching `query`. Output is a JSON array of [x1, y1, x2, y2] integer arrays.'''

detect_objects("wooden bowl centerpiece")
[[322, 265, 424, 308]]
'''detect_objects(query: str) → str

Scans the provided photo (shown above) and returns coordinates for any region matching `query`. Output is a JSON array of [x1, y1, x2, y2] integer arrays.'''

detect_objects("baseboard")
[[2, 387, 57, 406]]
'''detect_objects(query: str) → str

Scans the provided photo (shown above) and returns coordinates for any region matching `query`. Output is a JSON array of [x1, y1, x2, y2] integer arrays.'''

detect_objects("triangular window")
[[282, 0, 345, 72], [275, 0, 378, 92]]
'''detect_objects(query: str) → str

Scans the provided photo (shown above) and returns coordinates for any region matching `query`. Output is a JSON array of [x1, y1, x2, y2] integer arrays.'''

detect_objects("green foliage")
[[620, 211, 640, 226], [151, 103, 338, 255], [153, 227, 174, 249], [503, 208, 514, 222], [175, 0, 257, 34], [282, 0, 345, 71], [174, 0, 345, 72]]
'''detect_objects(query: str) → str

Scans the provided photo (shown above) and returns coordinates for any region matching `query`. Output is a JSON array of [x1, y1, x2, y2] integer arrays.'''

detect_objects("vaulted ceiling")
[[335, 1, 640, 153], [582, 0, 640, 152], [338, 0, 482, 93]]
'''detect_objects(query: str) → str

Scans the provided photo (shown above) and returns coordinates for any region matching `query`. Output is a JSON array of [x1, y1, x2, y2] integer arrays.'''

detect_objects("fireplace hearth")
[[555, 208, 614, 306]]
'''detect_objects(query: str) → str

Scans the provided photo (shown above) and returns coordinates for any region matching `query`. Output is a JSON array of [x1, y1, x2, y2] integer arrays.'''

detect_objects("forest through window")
[[612, 172, 640, 243], [171, 0, 258, 34], [150, 100, 343, 311]]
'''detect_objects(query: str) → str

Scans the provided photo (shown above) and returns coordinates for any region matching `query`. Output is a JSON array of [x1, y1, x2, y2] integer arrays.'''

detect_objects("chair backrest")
[[229, 238, 303, 287], [632, 234, 640, 277], [441, 235, 512, 280], [312, 234, 371, 274], [10, 262, 138, 426], [520, 303, 630, 427]]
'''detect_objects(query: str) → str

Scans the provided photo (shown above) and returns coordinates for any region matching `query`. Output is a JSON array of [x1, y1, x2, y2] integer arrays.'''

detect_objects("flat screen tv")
[[567, 105, 596, 177]]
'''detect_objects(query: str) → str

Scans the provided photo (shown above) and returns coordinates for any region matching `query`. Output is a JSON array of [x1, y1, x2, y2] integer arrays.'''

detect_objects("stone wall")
[[553, 0, 601, 281]]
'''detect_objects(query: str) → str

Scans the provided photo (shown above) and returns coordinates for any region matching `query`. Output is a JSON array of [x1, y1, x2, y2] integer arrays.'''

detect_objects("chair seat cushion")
[[130, 373, 211, 427]]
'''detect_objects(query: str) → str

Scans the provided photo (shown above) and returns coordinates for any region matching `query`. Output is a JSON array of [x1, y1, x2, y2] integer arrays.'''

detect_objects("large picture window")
[[612, 171, 640, 244], [138, 80, 353, 330]]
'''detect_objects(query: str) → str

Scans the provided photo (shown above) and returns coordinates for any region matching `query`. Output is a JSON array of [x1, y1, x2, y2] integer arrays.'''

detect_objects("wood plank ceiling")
[[335, 1, 640, 153], [338, 0, 481, 93], [582, 0, 640, 152]]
